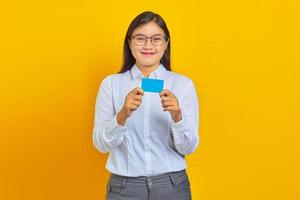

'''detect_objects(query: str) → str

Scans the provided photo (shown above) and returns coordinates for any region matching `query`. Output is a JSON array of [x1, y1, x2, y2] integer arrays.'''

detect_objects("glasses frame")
[[131, 34, 168, 46]]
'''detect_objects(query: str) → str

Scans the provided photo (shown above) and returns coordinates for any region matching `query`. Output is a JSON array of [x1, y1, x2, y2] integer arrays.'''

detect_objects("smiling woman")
[[120, 11, 171, 76], [92, 11, 199, 200], [126, 21, 169, 75]]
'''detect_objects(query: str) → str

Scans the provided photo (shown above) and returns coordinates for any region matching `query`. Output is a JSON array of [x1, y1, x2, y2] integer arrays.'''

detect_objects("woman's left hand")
[[159, 89, 182, 123]]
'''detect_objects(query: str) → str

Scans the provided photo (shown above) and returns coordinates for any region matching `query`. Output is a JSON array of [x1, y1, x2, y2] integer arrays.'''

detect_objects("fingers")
[[128, 100, 141, 110], [132, 87, 144, 96], [163, 105, 177, 112], [159, 89, 172, 98], [126, 88, 178, 113], [122, 88, 144, 117], [127, 87, 143, 101], [130, 100, 141, 107], [159, 89, 180, 112], [126, 88, 144, 112], [160, 96, 172, 103], [161, 99, 178, 112], [132, 88, 143, 102], [160, 89, 174, 106], [133, 95, 143, 101], [161, 100, 175, 107], [161, 94, 176, 110]]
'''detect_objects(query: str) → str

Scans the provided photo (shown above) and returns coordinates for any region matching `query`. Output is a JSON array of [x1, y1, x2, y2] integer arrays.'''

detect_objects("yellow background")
[[1, 0, 299, 199]]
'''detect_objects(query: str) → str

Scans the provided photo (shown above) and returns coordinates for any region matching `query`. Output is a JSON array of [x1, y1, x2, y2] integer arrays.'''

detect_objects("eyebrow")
[[133, 33, 164, 37]]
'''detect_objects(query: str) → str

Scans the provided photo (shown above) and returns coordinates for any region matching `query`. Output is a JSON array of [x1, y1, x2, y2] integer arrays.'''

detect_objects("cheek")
[[156, 48, 165, 58], [130, 47, 142, 58]]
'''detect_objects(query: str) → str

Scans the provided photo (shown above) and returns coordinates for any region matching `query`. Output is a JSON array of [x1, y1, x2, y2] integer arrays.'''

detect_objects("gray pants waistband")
[[110, 170, 187, 187]]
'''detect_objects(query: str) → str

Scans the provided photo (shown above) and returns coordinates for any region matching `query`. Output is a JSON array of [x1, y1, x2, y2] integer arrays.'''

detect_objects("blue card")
[[141, 78, 164, 93]]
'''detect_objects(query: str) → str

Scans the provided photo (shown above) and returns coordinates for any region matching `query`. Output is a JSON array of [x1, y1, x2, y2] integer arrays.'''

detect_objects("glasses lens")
[[152, 36, 164, 45], [133, 35, 165, 46], [135, 36, 146, 45]]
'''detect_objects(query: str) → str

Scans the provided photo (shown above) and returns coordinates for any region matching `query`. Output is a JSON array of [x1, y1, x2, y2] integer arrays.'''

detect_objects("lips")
[[141, 52, 155, 55]]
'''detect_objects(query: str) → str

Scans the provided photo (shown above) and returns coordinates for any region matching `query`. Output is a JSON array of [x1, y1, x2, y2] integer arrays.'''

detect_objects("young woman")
[[93, 11, 199, 200]]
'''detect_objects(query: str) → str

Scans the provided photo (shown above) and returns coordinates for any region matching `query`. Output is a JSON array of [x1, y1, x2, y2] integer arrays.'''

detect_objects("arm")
[[92, 76, 127, 153], [171, 80, 200, 155]]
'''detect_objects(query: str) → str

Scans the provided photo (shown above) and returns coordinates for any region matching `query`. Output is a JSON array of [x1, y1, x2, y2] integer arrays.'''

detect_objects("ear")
[[165, 38, 169, 50]]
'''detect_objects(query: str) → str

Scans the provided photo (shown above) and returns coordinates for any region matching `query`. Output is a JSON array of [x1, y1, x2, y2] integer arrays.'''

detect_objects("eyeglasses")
[[131, 34, 167, 46]]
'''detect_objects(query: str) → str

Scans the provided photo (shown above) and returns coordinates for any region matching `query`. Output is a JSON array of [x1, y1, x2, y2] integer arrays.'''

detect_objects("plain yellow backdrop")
[[0, 0, 299, 199]]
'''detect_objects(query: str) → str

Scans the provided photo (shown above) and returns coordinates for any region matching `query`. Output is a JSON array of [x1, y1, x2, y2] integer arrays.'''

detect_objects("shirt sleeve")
[[170, 80, 200, 155], [92, 75, 127, 153]]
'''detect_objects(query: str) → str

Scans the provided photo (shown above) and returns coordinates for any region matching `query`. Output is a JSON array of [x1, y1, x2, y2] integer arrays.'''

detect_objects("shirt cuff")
[[106, 115, 127, 137], [171, 117, 188, 132]]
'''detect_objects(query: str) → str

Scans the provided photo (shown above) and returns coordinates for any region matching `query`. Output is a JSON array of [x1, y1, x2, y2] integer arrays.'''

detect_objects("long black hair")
[[119, 11, 171, 73]]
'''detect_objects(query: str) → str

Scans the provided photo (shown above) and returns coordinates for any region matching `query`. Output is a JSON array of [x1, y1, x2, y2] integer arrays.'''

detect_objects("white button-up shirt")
[[93, 63, 200, 177]]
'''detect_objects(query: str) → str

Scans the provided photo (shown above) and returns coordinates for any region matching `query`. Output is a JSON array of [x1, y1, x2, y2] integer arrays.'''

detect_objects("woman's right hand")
[[117, 87, 144, 126]]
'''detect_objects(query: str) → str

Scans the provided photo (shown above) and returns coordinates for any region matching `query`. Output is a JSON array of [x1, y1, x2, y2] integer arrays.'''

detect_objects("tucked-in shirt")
[[93, 63, 200, 177]]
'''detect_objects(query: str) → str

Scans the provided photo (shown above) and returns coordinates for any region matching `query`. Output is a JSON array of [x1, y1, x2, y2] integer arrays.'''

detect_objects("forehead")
[[132, 21, 165, 36]]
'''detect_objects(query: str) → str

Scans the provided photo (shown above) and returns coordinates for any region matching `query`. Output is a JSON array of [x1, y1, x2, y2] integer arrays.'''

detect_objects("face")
[[129, 21, 169, 69]]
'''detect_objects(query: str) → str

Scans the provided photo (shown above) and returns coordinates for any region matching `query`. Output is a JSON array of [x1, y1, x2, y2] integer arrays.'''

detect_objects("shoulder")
[[165, 70, 194, 86], [100, 70, 130, 85]]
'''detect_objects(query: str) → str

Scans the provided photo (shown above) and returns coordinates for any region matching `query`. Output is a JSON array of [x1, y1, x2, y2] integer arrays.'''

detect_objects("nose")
[[144, 38, 152, 49]]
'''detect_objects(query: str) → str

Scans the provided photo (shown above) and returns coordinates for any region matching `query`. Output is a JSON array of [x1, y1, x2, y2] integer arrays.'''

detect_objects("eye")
[[136, 36, 146, 41], [153, 37, 163, 41]]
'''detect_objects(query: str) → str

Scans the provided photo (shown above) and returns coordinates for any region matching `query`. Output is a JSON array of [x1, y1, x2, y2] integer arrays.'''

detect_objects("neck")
[[136, 63, 160, 78]]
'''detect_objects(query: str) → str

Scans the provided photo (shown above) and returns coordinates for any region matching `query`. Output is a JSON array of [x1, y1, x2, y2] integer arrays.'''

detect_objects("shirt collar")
[[130, 63, 167, 80]]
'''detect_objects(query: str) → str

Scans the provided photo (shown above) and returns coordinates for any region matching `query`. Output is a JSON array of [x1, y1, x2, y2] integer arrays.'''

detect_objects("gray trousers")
[[106, 170, 191, 200]]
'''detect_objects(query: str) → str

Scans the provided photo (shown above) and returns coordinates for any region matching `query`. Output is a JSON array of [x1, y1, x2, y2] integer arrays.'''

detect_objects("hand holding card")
[[159, 89, 182, 123]]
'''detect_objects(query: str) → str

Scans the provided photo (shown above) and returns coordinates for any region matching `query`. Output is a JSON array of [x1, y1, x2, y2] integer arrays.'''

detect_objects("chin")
[[138, 61, 160, 67], [141, 63, 156, 67]]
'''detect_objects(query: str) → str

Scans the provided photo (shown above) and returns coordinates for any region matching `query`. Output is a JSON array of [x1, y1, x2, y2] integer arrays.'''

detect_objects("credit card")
[[141, 78, 164, 93]]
